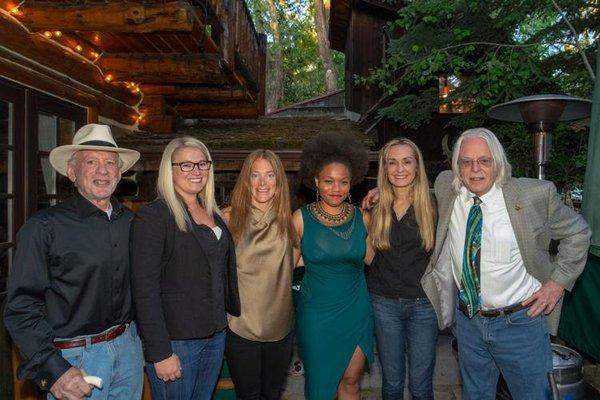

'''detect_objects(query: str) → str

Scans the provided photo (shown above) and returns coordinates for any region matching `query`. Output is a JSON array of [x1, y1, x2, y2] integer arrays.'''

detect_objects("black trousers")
[[225, 328, 294, 400]]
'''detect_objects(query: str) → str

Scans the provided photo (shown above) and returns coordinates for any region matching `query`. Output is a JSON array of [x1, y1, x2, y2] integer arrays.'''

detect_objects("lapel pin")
[[515, 205, 522, 211]]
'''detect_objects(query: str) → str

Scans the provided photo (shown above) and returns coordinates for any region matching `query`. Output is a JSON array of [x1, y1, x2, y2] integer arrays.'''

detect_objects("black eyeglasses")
[[171, 161, 212, 172]]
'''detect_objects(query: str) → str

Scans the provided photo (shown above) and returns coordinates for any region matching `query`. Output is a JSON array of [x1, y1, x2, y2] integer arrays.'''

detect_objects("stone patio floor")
[[282, 332, 462, 399], [281, 332, 600, 399]]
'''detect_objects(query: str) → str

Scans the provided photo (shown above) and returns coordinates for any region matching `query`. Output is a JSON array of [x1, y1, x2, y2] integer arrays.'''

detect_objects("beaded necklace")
[[308, 202, 356, 240]]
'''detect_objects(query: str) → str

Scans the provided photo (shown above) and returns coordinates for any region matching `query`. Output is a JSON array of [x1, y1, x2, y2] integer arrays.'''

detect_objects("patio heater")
[[487, 94, 591, 180]]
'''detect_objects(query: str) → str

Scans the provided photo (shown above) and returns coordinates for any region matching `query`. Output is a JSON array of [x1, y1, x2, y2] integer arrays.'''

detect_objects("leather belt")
[[54, 324, 127, 350], [478, 303, 527, 318]]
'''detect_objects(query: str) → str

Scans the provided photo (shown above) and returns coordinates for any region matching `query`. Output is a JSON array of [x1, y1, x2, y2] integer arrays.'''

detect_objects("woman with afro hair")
[[292, 132, 374, 400]]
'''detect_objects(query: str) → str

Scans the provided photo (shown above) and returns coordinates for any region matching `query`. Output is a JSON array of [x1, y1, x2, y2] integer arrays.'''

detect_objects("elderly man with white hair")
[[420, 127, 591, 399], [4, 124, 144, 400]]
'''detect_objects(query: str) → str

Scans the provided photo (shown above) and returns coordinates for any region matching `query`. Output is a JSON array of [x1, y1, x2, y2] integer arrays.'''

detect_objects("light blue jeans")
[[456, 307, 553, 400], [49, 322, 144, 400], [371, 294, 439, 400], [146, 330, 226, 400]]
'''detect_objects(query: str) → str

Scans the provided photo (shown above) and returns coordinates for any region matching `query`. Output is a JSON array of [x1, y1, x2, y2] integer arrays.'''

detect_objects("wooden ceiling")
[[0, 0, 266, 131]]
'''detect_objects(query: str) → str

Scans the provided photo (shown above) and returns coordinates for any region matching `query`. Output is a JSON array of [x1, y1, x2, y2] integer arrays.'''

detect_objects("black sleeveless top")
[[367, 206, 430, 299]]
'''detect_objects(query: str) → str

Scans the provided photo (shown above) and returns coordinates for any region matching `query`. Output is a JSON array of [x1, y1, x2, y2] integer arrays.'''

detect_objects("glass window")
[[34, 110, 81, 211], [0, 95, 15, 297]]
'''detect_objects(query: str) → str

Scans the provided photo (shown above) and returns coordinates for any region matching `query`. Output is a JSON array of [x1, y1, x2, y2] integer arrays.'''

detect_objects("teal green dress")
[[296, 205, 374, 399]]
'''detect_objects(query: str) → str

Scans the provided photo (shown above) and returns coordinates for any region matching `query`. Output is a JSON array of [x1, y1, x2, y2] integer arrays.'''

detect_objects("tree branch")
[[391, 41, 540, 74], [551, 0, 595, 81]]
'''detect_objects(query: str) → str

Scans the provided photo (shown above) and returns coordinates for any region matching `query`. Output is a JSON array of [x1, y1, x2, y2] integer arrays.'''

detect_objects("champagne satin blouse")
[[228, 207, 294, 341]]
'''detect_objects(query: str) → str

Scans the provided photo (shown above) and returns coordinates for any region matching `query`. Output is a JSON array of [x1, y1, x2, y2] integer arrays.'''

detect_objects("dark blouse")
[[193, 223, 228, 331], [367, 206, 430, 299]]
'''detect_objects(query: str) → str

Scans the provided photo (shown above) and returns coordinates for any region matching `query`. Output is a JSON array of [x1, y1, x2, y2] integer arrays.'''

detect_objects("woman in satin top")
[[222, 149, 297, 400]]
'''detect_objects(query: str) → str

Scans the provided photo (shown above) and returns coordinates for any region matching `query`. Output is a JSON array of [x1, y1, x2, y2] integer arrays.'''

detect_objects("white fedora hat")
[[49, 123, 140, 176]]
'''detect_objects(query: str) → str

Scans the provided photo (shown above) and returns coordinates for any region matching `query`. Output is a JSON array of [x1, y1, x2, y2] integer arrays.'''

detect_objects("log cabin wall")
[[344, 10, 386, 116]]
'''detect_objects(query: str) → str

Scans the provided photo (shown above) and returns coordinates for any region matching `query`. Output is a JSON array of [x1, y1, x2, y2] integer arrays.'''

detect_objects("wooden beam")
[[0, 12, 140, 106], [16, 1, 194, 33], [0, 48, 138, 126], [140, 85, 249, 102], [174, 101, 258, 119], [98, 53, 225, 84]]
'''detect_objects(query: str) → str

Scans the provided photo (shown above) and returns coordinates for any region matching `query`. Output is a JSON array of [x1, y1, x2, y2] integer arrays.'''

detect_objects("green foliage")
[[363, 0, 598, 188], [247, 0, 345, 108]]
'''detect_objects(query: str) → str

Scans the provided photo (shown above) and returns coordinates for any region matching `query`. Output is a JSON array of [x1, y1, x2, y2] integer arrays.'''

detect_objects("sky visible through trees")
[[247, 0, 344, 112]]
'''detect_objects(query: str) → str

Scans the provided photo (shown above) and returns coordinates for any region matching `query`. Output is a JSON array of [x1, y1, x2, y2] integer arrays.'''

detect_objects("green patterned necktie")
[[459, 196, 482, 318]]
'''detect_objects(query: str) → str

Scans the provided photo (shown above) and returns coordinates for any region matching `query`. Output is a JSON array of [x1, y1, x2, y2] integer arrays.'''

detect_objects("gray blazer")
[[421, 170, 591, 335]]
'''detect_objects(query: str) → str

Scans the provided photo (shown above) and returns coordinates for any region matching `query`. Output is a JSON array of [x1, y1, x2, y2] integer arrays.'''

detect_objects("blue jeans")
[[456, 307, 553, 400], [371, 294, 439, 400], [49, 322, 144, 400], [147, 330, 226, 400]]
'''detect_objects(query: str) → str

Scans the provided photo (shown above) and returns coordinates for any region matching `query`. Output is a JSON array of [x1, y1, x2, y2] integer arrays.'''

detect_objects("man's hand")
[[155, 353, 182, 382], [361, 188, 380, 211], [49, 367, 92, 400], [522, 279, 564, 317]]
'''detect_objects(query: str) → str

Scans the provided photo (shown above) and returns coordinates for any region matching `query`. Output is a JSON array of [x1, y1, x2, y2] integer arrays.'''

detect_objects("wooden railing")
[[205, 0, 266, 99]]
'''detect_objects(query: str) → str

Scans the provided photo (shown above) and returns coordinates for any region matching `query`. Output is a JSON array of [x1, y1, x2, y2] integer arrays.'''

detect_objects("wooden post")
[[257, 33, 267, 115]]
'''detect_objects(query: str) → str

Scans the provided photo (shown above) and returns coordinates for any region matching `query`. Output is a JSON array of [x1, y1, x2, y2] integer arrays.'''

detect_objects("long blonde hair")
[[370, 138, 435, 251], [229, 150, 296, 245], [157, 136, 220, 232]]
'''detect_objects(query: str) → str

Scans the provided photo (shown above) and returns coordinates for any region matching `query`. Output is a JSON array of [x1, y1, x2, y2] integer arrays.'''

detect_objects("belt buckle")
[[479, 309, 498, 318]]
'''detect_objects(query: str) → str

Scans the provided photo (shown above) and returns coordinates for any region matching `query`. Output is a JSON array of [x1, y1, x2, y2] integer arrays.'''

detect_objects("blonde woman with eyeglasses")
[[130, 137, 240, 400]]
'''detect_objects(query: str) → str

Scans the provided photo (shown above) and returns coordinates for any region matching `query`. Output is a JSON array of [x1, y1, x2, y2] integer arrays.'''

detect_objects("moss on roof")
[[118, 116, 372, 152]]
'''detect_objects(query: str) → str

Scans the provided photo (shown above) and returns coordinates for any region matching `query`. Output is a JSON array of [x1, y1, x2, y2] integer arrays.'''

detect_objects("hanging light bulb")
[[43, 31, 53, 38], [53, 31, 62, 38], [75, 44, 83, 52], [104, 74, 113, 82]]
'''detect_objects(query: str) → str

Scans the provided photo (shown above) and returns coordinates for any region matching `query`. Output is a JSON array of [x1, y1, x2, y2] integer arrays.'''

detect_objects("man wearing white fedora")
[[4, 124, 144, 400]]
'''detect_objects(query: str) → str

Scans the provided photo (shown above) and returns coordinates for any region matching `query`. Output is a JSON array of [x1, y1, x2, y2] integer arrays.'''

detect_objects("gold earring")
[[316, 189, 320, 202], [347, 193, 352, 204]]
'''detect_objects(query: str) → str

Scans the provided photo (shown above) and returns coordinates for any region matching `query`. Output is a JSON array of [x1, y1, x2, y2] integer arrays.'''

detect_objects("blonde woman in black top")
[[366, 138, 438, 400]]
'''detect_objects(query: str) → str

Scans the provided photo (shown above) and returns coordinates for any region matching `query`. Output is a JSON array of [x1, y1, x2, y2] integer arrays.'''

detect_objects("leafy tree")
[[363, 0, 598, 188], [247, 0, 345, 109]]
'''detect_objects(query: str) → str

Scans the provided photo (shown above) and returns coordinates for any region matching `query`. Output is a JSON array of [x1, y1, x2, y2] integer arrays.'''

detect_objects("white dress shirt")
[[448, 184, 541, 309]]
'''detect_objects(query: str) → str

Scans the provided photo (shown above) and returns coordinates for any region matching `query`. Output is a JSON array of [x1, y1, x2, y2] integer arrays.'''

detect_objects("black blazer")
[[130, 199, 240, 362]]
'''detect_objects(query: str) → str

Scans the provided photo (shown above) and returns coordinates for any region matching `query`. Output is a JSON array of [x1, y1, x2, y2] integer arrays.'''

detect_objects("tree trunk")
[[266, 0, 284, 112], [314, 0, 337, 92]]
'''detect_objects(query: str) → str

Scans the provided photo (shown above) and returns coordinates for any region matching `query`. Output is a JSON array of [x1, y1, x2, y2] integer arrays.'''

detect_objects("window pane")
[[0, 198, 12, 244], [38, 113, 57, 151], [58, 118, 76, 146], [0, 150, 11, 194], [38, 114, 57, 199], [0, 246, 11, 295], [37, 155, 56, 196], [0, 99, 13, 146]]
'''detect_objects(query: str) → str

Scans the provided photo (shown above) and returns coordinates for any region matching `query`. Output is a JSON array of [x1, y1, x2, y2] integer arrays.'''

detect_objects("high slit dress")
[[295, 205, 374, 399]]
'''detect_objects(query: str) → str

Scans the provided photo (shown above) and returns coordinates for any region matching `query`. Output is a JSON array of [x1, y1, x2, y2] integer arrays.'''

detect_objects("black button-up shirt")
[[3, 194, 134, 389]]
